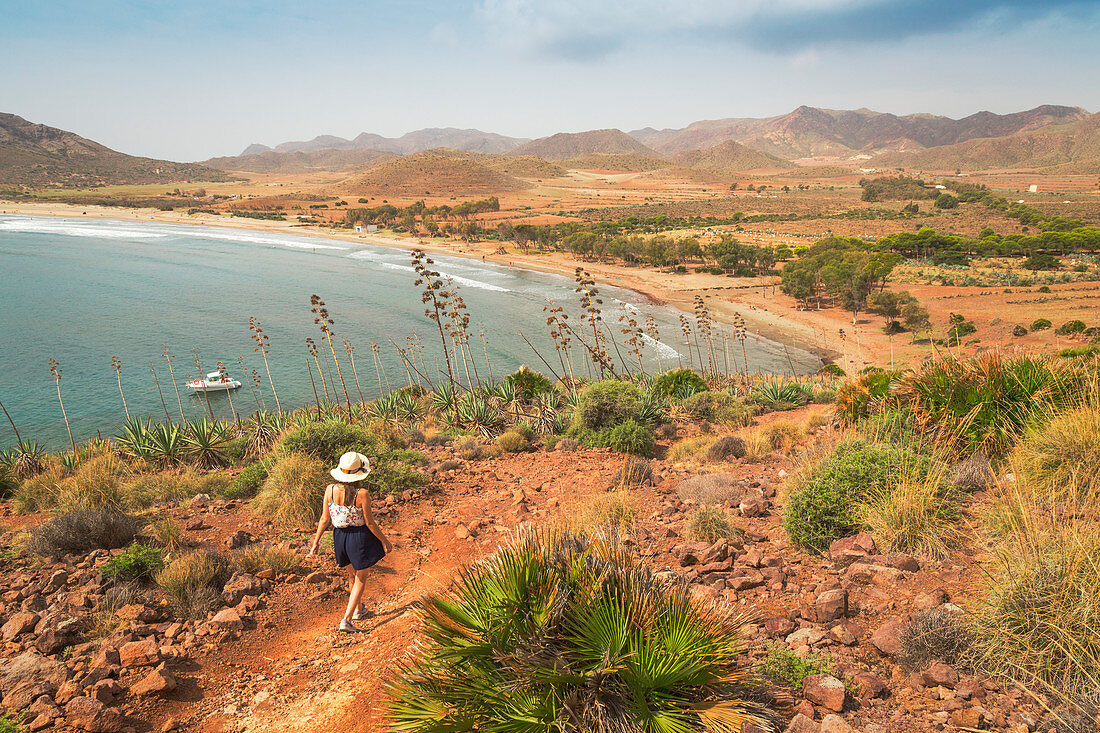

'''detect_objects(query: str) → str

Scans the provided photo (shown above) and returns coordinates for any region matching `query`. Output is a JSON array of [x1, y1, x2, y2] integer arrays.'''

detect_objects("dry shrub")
[[760, 419, 804, 452], [688, 505, 739, 543], [424, 432, 451, 447], [147, 517, 183, 557], [803, 411, 831, 431], [233, 544, 298, 575], [859, 462, 961, 559], [156, 549, 233, 618], [252, 452, 328, 530], [953, 452, 995, 491], [557, 491, 637, 538], [16, 455, 130, 514], [555, 438, 580, 452], [900, 607, 973, 670], [611, 457, 653, 489], [705, 435, 746, 462], [91, 582, 154, 637], [740, 430, 774, 463], [667, 436, 712, 462], [1015, 403, 1100, 505], [28, 509, 143, 556], [678, 474, 739, 507]]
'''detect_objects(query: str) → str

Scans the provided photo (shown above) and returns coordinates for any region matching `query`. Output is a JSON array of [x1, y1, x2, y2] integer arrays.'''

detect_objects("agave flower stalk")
[[150, 362, 172, 423], [216, 362, 239, 425], [310, 295, 352, 409], [249, 317, 282, 413], [305, 357, 322, 418], [679, 315, 693, 370], [370, 341, 387, 395], [343, 339, 365, 403], [250, 369, 267, 411], [111, 356, 130, 422], [49, 358, 77, 455], [239, 356, 261, 413], [0, 396, 22, 445], [192, 349, 214, 419], [412, 249, 458, 410], [305, 337, 331, 403], [163, 345, 186, 422], [478, 328, 494, 384], [644, 312, 663, 373]]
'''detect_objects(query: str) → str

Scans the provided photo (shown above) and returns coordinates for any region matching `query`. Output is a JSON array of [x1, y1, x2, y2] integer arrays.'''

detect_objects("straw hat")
[[331, 451, 371, 482]]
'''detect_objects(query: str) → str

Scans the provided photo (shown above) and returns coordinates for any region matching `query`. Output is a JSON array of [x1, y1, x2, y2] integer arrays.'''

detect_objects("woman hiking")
[[308, 451, 393, 632]]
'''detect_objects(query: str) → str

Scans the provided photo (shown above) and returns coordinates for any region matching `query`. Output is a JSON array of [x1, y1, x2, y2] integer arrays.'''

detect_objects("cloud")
[[476, 0, 1100, 59]]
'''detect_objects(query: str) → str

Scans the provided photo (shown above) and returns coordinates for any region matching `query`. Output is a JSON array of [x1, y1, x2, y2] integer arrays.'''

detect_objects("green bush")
[[1031, 318, 1053, 331], [568, 380, 642, 434], [365, 460, 427, 496], [760, 642, 834, 688], [223, 435, 249, 465], [227, 460, 270, 500], [503, 366, 553, 400], [387, 529, 772, 732], [650, 368, 709, 399], [680, 391, 755, 426], [102, 544, 164, 582], [599, 419, 655, 457], [0, 713, 25, 733], [278, 419, 380, 464], [1056, 319, 1087, 335], [819, 364, 846, 378], [783, 440, 931, 553]]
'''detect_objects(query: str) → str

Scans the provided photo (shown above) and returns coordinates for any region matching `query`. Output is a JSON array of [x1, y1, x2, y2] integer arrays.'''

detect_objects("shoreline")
[[0, 201, 849, 368]]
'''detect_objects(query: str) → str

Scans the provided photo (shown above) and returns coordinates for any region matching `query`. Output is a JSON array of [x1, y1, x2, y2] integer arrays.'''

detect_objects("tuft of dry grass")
[[147, 517, 183, 557], [555, 491, 637, 538], [156, 549, 234, 618], [688, 505, 739, 543], [667, 436, 713, 462], [1014, 402, 1100, 505], [678, 473, 739, 507], [859, 461, 961, 559], [252, 452, 328, 531], [233, 544, 298, 575]]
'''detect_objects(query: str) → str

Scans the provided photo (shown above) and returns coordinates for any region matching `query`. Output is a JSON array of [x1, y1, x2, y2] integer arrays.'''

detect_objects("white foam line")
[[0, 218, 168, 240], [347, 251, 509, 292], [641, 333, 680, 359]]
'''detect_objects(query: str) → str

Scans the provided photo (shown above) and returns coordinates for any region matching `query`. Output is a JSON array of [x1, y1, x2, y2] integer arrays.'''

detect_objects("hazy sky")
[[3, 0, 1099, 162]]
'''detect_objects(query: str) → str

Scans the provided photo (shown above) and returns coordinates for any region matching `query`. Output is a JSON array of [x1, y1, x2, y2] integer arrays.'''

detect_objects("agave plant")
[[432, 383, 458, 418], [494, 380, 524, 420], [245, 411, 284, 459], [395, 391, 426, 423], [456, 395, 504, 437], [147, 422, 186, 466], [1, 439, 47, 479], [636, 392, 666, 426], [369, 393, 401, 425], [182, 419, 231, 469], [531, 392, 559, 435], [388, 528, 774, 733], [751, 379, 810, 407], [116, 417, 157, 461]]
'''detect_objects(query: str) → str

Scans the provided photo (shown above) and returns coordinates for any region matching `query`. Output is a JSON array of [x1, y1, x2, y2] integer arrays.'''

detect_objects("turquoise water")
[[0, 215, 821, 450]]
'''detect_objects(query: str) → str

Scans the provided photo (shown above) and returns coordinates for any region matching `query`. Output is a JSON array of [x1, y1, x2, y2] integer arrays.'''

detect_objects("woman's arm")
[[359, 489, 393, 553], [308, 485, 333, 557]]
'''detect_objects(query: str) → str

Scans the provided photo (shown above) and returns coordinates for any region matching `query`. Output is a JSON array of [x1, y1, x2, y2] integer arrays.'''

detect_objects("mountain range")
[[0, 113, 232, 187]]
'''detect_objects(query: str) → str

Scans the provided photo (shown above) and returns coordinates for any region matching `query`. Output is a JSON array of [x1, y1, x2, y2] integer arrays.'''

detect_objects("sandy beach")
[[0, 201, 906, 373]]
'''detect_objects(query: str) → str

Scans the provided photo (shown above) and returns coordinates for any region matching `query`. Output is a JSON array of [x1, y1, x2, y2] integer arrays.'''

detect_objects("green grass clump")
[[227, 460, 271, 500], [599, 418, 655, 457], [365, 460, 427, 496], [496, 430, 528, 453], [102, 544, 164, 582], [783, 439, 933, 553], [387, 529, 772, 732], [0, 713, 25, 733], [252, 452, 328, 530], [760, 642, 834, 689]]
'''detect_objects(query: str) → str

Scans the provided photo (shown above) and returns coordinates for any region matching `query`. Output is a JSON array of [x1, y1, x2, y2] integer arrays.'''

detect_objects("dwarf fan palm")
[[388, 528, 773, 733]]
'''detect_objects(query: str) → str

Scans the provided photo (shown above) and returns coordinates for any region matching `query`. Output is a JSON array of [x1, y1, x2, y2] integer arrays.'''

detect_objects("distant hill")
[[631, 105, 1090, 160], [339, 151, 530, 196], [670, 140, 792, 171], [204, 148, 394, 174], [0, 113, 232, 187], [244, 128, 527, 157], [435, 150, 567, 178], [558, 153, 670, 172], [509, 129, 660, 161], [877, 112, 1100, 171]]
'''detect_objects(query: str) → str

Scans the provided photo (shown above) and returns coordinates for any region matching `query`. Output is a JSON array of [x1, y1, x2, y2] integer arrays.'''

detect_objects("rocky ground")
[[0, 407, 1081, 733]]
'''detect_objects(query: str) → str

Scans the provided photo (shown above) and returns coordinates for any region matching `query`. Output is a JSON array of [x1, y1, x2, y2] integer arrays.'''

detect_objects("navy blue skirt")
[[333, 525, 386, 570]]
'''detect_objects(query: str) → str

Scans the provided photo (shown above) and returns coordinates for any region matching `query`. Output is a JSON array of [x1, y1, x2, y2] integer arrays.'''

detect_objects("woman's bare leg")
[[343, 568, 370, 622]]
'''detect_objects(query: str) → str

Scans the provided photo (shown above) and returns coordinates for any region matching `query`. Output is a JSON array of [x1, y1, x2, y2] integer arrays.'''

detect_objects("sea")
[[0, 214, 822, 450]]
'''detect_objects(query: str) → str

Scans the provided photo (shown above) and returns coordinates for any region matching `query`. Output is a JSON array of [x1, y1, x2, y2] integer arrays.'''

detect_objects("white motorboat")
[[186, 371, 242, 392]]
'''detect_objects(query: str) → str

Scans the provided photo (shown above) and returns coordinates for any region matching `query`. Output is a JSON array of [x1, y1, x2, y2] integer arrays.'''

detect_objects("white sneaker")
[[339, 619, 360, 633], [352, 604, 371, 621]]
